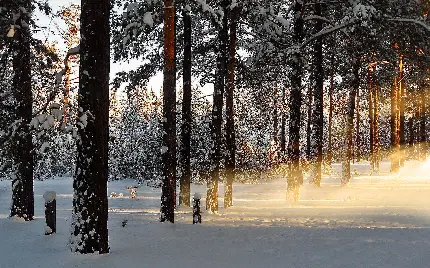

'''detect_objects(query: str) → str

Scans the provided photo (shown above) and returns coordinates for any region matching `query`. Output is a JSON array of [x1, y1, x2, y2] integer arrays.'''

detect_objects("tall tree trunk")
[[280, 86, 287, 154], [207, 0, 228, 213], [399, 57, 405, 166], [224, 4, 238, 209], [310, 2, 324, 187], [420, 84, 427, 161], [341, 57, 359, 185], [160, 0, 176, 223], [327, 62, 334, 167], [10, 5, 34, 221], [368, 67, 375, 172], [71, 0, 110, 253], [273, 87, 279, 144], [355, 80, 361, 162], [374, 85, 380, 170], [391, 76, 400, 172], [408, 114, 414, 149], [306, 86, 313, 160], [287, 0, 304, 201], [179, 0, 192, 207]]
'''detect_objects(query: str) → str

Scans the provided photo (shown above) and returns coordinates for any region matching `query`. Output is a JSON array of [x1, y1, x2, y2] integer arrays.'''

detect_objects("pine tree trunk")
[[273, 87, 279, 144], [224, 4, 238, 209], [399, 57, 405, 166], [368, 67, 374, 172], [280, 86, 287, 154], [10, 4, 34, 221], [374, 85, 380, 170], [327, 65, 334, 167], [160, 0, 176, 223], [306, 86, 313, 160], [420, 84, 427, 161], [207, 0, 228, 213], [179, 0, 192, 208], [71, 0, 110, 253], [341, 58, 359, 185], [309, 2, 324, 187], [356, 81, 361, 162], [391, 77, 400, 172], [287, 1, 304, 201]]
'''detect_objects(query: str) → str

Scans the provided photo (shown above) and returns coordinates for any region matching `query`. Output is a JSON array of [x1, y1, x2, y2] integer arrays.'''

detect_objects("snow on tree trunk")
[[179, 0, 192, 208], [224, 3, 238, 209], [44, 191, 56, 235], [161, 0, 176, 223], [287, 1, 304, 202], [70, 0, 110, 254], [9, 3, 34, 221]]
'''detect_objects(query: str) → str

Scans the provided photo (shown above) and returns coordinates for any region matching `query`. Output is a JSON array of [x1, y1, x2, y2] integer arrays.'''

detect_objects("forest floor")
[[0, 160, 430, 268]]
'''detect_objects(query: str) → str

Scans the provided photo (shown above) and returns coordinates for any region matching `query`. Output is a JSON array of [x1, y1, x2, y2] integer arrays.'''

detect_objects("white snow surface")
[[0, 161, 430, 267]]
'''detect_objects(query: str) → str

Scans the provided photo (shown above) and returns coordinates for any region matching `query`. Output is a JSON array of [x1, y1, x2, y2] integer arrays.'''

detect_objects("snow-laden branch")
[[55, 45, 80, 87], [303, 15, 333, 25], [387, 18, 430, 33], [194, 0, 223, 27], [300, 19, 357, 49], [34, 45, 80, 118]]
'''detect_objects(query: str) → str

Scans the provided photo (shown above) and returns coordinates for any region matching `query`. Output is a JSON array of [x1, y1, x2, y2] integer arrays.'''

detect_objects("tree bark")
[[309, 2, 324, 187], [399, 57, 405, 166], [306, 86, 313, 160], [355, 79, 361, 162], [71, 0, 110, 253], [10, 4, 34, 221], [224, 4, 238, 209], [420, 84, 427, 161], [273, 87, 279, 144], [374, 84, 380, 170], [368, 67, 375, 172], [179, 0, 192, 208], [207, 0, 228, 213], [391, 76, 400, 172], [341, 57, 359, 185], [287, 0, 304, 201], [160, 0, 176, 223], [280, 86, 287, 154], [327, 62, 334, 167]]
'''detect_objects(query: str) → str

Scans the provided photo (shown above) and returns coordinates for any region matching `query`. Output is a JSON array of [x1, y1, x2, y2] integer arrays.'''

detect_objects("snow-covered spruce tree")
[[108, 88, 162, 183], [70, 0, 109, 254]]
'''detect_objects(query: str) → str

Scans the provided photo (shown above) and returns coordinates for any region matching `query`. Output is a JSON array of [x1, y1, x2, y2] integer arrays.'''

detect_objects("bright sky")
[[42, 0, 213, 97], [40, 0, 163, 93]]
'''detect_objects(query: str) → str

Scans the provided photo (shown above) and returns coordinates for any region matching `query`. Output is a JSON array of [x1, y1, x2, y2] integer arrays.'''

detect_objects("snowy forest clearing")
[[1, 161, 430, 268]]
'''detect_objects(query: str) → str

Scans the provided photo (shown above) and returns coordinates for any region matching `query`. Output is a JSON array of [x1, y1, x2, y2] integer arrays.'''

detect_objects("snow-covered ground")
[[1, 161, 430, 268]]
